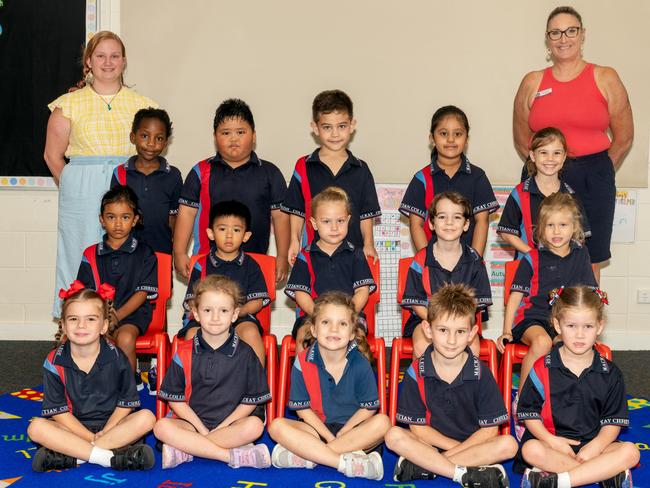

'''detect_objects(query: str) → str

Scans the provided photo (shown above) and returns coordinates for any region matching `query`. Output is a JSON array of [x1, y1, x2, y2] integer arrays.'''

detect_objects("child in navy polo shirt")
[[111, 108, 183, 255], [385, 284, 517, 485], [497, 127, 590, 259], [155, 275, 271, 470], [28, 286, 156, 472], [285, 187, 376, 351], [268, 291, 391, 480], [497, 192, 597, 400], [402, 191, 492, 358], [283, 89, 381, 265], [400, 105, 498, 256], [77, 186, 158, 376], [173, 98, 289, 282], [179, 200, 269, 365], [517, 286, 639, 488]]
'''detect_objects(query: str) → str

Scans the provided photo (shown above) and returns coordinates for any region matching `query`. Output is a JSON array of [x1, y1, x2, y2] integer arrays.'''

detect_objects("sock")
[[453, 465, 467, 483], [76, 459, 86, 465], [558, 472, 571, 488], [88, 446, 114, 468]]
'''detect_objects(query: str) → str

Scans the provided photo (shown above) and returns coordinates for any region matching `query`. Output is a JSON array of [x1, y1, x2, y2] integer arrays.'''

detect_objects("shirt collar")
[[419, 345, 481, 382], [194, 329, 239, 357], [523, 177, 575, 197], [53, 339, 119, 368], [424, 241, 478, 269], [430, 152, 472, 174], [548, 343, 610, 374], [212, 151, 261, 168], [208, 249, 245, 268], [305, 340, 359, 367], [98, 234, 138, 255], [537, 240, 582, 253], [124, 156, 171, 173], [306, 240, 355, 257], [305, 148, 362, 167]]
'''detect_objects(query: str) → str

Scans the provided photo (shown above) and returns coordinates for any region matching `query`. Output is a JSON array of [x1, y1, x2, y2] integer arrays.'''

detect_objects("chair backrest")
[[149, 252, 172, 334], [363, 257, 380, 338], [503, 260, 521, 304], [187, 252, 276, 335]]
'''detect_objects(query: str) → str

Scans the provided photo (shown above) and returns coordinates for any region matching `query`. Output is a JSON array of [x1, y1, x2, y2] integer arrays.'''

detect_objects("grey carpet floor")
[[0, 341, 648, 398]]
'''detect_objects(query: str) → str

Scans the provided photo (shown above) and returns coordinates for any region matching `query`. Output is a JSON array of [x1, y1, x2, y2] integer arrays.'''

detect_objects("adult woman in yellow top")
[[513, 6, 633, 282], [45, 31, 157, 315]]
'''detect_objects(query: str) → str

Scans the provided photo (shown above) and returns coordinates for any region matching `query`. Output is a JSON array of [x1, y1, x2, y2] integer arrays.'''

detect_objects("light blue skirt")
[[52, 155, 125, 317]]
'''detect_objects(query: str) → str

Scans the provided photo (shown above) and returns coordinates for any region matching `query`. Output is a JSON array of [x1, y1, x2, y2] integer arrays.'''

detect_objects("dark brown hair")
[[428, 191, 472, 224], [526, 127, 568, 176], [312, 90, 353, 122], [547, 6, 583, 28]]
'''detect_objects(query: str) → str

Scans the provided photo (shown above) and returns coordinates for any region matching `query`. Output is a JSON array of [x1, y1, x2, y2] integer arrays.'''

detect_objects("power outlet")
[[637, 289, 650, 304]]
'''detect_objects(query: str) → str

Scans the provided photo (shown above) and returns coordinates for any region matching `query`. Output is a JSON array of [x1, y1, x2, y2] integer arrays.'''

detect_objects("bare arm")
[[524, 418, 580, 458], [288, 214, 305, 266], [239, 298, 263, 317], [576, 425, 621, 462], [409, 424, 461, 451], [297, 408, 336, 442], [169, 401, 209, 436], [443, 426, 499, 458], [595, 66, 634, 170], [44, 108, 71, 185], [294, 290, 315, 316], [412, 304, 428, 321], [115, 291, 147, 322], [352, 285, 370, 313], [336, 408, 376, 437], [99, 406, 132, 435], [499, 232, 532, 255], [513, 71, 543, 160], [360, 218, 378, 262], [212, 403, 256, 431], [173, 205, 198, 279], [408, 214, 429, 251], [471, 211, 489, 257], [497, 291, 524, 352], [168, 215, 177, 233], [271, 209, 290, 282], [52, 412, 95, 443]]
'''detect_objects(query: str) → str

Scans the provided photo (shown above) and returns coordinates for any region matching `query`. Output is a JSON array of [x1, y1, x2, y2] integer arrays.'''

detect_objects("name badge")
[[535, 88, 553, 98]]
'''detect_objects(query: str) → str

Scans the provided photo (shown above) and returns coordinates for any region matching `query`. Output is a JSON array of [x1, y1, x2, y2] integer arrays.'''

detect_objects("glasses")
[[546, 26, 581, 41]]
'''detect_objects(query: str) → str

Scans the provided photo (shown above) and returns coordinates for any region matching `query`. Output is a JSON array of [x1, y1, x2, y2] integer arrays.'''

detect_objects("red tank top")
[[528, 63, 610, 157]]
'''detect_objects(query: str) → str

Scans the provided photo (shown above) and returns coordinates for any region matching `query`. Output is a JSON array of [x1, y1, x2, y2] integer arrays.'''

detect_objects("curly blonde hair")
[[190, 274, 242, 311]]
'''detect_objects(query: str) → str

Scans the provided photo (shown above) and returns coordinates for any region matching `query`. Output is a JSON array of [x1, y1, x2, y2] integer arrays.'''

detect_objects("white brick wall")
[[1, 177, 649, 349]]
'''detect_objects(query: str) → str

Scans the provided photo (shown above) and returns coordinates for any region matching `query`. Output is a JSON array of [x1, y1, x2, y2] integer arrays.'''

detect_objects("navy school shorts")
[[511, 317, 557, 344]]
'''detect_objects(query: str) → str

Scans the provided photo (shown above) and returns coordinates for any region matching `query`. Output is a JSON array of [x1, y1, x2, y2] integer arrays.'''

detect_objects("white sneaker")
[[271, 444, 316, 469], [162, 444, 193, 469], [339, 451, 383, 480]]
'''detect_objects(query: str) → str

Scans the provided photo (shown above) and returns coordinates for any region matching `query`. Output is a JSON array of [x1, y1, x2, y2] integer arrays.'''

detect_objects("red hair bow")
[[58, 280, 86, 300], [97, 283, 116, 301], [548, 286, 565, 306], [594, 288, 609, 305]]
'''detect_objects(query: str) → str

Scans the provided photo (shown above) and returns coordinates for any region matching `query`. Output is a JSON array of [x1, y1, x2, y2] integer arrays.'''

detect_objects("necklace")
[[92, 85, 122, 111]]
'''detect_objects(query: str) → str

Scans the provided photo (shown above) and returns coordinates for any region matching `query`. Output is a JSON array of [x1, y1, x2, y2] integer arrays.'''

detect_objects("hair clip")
[[58, 280, 86, 300], [548, 286, 565, 306], [97, 283, 116, 301], [594, 288, 609, 305]]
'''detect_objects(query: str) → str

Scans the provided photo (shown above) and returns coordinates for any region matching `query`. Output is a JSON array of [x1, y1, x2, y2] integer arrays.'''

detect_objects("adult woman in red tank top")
[[513, 6, 633, 282]]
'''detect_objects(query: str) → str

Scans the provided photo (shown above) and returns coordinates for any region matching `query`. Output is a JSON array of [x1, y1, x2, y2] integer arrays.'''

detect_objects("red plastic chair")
[[388, 256, 499, 425], [365, 257, 381, 338], [159, 252, 278, 423], [498, 260, 612, 434], [276, 334, 387, 419], [135, 252, 172, 420]]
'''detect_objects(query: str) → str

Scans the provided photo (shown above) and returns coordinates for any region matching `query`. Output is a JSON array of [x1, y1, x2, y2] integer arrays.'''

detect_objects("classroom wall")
[[0, 0, 649, 348]]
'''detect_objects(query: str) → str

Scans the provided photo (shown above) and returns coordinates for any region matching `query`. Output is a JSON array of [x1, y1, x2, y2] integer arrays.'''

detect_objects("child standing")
[[402, 191, 492, 358], [28, 285, 156, 472], [283, 89, 381, 265], [517, 286, 639, 488], [77, 186, 158, 377], [385, 284, 517, 484], [179, 200, 270, 365], [173, 99, 289, 282], [497, 192, 597, 391], [111, 108, 183, 255], [285, 187, 376, 351], [268, 291, 391, 480], [497, 127, 590, 259], [400, 105, 498, 256], [154, 275, 271, 470]]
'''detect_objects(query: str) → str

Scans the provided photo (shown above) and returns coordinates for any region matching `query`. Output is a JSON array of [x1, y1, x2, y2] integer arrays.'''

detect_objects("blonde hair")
[[534, 192, 585, 246], [427, 283, 477, 326], [75, 31, 127, 89], [550, 286, 606, 324], [311, 186, 352, 217], [526, 127, 568, 176], [191, 274, 242, 310], [57, 289, 118, 346], [303, 291, 373, 363]]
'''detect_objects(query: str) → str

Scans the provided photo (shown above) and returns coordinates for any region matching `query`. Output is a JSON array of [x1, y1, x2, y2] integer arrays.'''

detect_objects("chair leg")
[[389, 338, 403, 425]]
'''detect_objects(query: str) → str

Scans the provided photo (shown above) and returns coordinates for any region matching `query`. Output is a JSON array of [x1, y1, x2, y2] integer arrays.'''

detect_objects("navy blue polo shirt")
[[497, 177, 591, 259], [110, 156, 183, 254], [396, 345, 508, 441], [41, 339, 140, 426], [399, 154, 498, 246], [178, 152, 286, 254], [511, 243, 597, 326], [281, 149, 381, 248], [77, 235, 158, 331], [285, 240, 376, 301], [518, 343, 629, 443], [158, 330, 270, 430], [289, 341, 379, 424]]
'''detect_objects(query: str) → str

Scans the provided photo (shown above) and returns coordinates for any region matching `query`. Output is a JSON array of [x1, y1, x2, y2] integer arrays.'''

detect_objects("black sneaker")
[[600, 469, 632, 488], [521, 469, 556, 488], [147, 360, 157, 396], [32, 447, 77, 472], [393, 456, 437, 481], [111, 444, 155, 471], [462, 464, 510, 488], [135, 371, 144, 392]]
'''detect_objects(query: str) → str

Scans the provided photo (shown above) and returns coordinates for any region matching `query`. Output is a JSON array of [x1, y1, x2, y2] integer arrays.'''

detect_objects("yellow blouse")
[[48, 86, 158, 157]]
